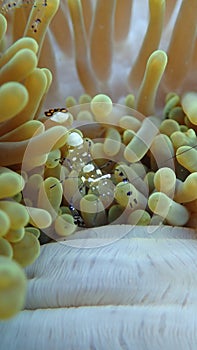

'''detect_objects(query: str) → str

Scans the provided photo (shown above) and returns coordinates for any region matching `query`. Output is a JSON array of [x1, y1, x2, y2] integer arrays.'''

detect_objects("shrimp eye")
[[127, 191, 132, 196]]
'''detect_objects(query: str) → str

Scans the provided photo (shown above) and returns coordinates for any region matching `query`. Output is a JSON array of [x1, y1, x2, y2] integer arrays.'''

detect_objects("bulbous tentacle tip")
[[136, 50, 168, 116], [0, 256, 27, 320]]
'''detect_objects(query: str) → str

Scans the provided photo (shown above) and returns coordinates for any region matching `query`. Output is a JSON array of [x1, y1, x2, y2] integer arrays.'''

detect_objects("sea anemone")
[[0, 0, 66, 319], [0, 0, 197, 348]]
